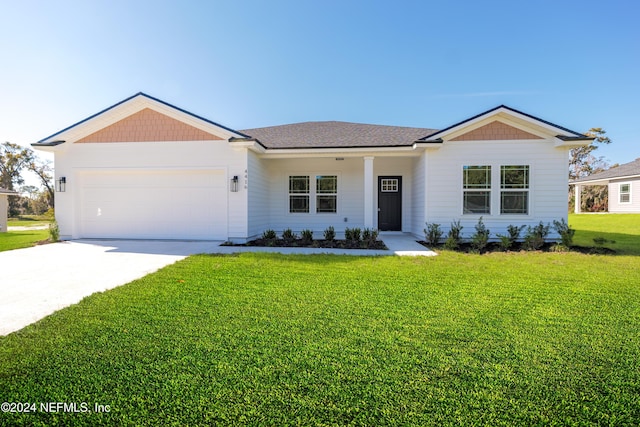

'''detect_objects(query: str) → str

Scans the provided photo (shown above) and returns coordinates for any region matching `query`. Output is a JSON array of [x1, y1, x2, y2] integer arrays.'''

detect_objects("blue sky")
[[1, 0, 638, 168]]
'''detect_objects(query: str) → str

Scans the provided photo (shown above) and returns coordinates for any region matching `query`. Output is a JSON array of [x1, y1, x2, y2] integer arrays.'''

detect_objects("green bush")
[[362, 228, 379, 248], [323, 226, 336, 241], [48, 220, 60, 242], [444, 220, 463, 250], [552, 218, 575, 248], [423, 222, 443, 247], [262, 229, 277, 240], [345, 227, 361, 243], [470, 217, 490, 254], [282, 228, 297, 242], [523, 222, 550, 251], [301, 229, 313, 244]]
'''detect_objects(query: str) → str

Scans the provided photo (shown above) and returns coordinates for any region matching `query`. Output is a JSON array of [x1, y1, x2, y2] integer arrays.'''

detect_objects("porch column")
[[574, 184, 582, 214], [364, 156, 375, 228]]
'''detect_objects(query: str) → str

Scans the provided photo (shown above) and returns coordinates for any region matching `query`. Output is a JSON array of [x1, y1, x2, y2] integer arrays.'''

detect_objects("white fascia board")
[[229, 140, 266, 153], [554, 137, 594, 148]]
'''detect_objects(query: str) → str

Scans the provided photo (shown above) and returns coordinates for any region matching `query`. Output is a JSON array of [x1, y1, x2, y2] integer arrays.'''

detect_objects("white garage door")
[[79, 170, 227, 240]]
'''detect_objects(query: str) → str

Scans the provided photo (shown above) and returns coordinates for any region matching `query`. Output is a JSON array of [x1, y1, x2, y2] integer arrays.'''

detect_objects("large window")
[[619, 183, 631, 203], [316, 175, 337, 213], [289, 176, 309, 213], [288, 175, 338, 214], [463, 165, 491, 214], [500, 165, 529, 214]]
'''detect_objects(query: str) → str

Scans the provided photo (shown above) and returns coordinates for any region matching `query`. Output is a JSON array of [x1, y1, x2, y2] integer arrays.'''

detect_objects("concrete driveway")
[[0, 240, 222, 336]]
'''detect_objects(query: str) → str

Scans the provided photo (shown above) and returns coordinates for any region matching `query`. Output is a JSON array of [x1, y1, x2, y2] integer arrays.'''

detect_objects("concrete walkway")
[[0, 234, 434, 336]]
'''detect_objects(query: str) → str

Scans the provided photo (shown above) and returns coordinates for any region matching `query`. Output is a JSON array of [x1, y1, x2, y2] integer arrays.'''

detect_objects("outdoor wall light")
[[56, 177, 66, 192], [230, 175, 239, 192]]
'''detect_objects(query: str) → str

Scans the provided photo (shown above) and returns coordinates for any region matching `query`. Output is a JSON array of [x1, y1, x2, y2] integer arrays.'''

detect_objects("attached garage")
[[78, 169, 228, 240]]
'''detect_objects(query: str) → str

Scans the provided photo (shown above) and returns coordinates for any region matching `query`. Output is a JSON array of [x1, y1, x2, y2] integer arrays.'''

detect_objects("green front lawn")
[[0, 230, 50, 252], [570, 213, 640, 255], [1, 244, 639, 424]]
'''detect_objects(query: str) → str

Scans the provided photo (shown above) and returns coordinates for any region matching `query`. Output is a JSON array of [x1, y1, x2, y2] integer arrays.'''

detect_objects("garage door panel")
[[79, 170, 227, 240]]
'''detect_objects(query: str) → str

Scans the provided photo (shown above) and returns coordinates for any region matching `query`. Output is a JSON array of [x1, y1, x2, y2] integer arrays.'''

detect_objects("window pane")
[[620, 194, 630, 203], [463, 191, 490, 214], [463, 166, 491, 189], [289, 195, 309, 213], [289, 176, 309, 193], [316, 176, 337, 193], [501, 191, 528, 214], [316, 195, 337, 213], [381, 179, 398, 192], [501, 166, 529, 189]]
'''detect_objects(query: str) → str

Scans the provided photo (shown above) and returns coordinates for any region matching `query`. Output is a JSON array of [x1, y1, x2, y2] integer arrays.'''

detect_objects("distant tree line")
[[0, 141, 54, 217], [569, 128, 613, 212]]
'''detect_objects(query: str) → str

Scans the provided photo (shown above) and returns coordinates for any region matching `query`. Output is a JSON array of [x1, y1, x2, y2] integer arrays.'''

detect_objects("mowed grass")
[[0, 230, 49, 252], [570, 213, 640, 255], [1, 245, 639, 425]]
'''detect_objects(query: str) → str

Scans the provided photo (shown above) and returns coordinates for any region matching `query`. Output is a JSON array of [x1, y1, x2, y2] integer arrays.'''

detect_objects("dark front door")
[[378, 176, 402, 231]]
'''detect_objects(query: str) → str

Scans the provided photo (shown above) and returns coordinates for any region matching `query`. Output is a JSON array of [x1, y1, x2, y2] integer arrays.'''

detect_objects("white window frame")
[[288, 176, 310, 213], [500, 165, 530, 215], [316, 175, 338, 213], [619, 182, 632, 204], [462, 165, 491, 215], [381, 178, 399, 192], [287, 174, 339, 215]]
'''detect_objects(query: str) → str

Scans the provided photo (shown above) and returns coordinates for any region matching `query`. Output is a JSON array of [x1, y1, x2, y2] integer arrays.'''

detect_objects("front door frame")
[[377, 176, 402, 231]]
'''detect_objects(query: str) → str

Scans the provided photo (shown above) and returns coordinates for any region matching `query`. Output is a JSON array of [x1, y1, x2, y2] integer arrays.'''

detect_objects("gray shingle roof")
[[572, 158, 640, 183], [240, 121, 438, 149]]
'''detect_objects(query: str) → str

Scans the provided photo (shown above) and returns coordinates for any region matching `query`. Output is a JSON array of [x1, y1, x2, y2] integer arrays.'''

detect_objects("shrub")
[[552, 218, 575, 248], [345, 227, 361, 244], [362, 228, 379, 248], [523, 222, 550, 251], [262, 229, 277, 240], [444, 220, 463, 250], [282, 228, 297, 243], [301, 229, 313, 244], [495, 224, 525, 251], [324, 226, 336, 241], [423, 223, 443, 247], [470, 217, 490, 254], [48, 220, 60, 242], [44, 208, 55, 219]]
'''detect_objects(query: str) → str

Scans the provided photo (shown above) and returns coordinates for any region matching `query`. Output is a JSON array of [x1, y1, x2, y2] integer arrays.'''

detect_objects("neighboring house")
[[0, 188, 18, 233], [571, 158, 640, 213], [32, 93, 593, 242]]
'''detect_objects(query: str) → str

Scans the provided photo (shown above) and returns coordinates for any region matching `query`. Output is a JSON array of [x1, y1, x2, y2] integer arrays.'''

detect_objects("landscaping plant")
[[470, 216, 490, 254], [523, 221, 550, 251], [423, 222, 443, 247], [444, 220, 463, 250], [552, 218, 575, 249], [323, 226, 335, 242]]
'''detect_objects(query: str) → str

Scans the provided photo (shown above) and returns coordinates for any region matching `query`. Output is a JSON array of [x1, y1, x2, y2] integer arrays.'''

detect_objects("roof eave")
[[554, 135, 595, 148]]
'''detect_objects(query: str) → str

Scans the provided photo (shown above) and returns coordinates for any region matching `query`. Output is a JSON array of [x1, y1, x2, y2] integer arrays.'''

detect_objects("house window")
[[463, 165, 491, 214], [316, 175, 337, 213], [501, 165, 529, 214], [381, 178, 399, 192], [619, 183, 631, 203], [289, 176, 309, 213]]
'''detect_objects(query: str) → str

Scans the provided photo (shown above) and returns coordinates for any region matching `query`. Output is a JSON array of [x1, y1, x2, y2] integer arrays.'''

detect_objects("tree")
[[568, 128, 612, 212], [569, 128, 611, 180], [26, 158, 54, 209], [0, 142, 34, 216], [1, 142, 54, 216]]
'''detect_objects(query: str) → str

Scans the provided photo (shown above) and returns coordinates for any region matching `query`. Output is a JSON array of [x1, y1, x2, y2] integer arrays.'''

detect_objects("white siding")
[[54, 140, 248, 240], [609, 178, 640, 213], [247, 151, 270, 238], [425, 139, 570, 238]]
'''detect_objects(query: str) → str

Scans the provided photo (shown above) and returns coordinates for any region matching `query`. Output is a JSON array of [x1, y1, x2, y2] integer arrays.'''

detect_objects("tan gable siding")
[[76, 108, 222, 143], [451, 120, 543, 141]]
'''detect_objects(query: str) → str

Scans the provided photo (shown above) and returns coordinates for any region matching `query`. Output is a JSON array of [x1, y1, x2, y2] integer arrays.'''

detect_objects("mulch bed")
[[417, 241, 616, 255], [223, 238, 388, 250]]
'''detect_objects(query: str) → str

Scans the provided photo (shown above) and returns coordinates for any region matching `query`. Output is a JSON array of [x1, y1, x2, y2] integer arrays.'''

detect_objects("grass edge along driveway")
[[1, 242, 639, 426]]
